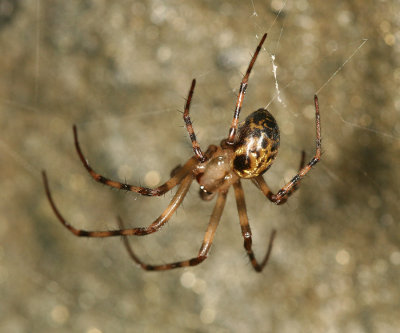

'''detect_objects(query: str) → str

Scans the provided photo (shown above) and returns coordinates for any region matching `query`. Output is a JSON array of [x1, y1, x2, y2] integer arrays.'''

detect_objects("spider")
[[42, 33, 321, 272]]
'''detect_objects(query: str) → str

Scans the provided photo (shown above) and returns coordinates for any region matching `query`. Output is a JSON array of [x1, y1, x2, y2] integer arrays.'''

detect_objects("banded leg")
[[74, 125, 197, 196], [226, 33, 267, 144], [253, 150, 306, 205], [233, 180, 276, 272], [119, 191, 228, 271], [183, 79, 205, 162], [42, 171, 193, 237], [256, 95, 321, 205]]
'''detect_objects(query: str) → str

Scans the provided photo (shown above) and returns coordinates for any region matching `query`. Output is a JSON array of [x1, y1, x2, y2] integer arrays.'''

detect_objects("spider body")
[[232, 108, 280, 179], [43, 33, 321, 272], [196, 109, 280, 200], [195, 145, 237, 200]]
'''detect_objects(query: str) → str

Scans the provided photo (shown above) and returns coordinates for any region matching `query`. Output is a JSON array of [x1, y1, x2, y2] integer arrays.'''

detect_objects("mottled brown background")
[[1, 0, 399, 332]]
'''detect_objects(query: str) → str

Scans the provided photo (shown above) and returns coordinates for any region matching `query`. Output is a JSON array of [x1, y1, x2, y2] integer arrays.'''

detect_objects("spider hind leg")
[[233, 180, 276, 272], [118, 191, 228, 271]]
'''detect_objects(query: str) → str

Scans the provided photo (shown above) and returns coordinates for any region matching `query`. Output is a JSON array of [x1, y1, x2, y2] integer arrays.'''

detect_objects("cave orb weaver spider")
[[42, 33, 321, 272]]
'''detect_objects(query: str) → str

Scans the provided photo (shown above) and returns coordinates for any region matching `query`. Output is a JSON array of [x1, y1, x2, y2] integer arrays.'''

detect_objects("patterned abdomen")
[[232, 109, 280, 178]]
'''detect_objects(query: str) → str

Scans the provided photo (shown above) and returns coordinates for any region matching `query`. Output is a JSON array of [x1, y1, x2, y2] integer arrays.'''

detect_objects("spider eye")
[[232, 109, 280, 178]]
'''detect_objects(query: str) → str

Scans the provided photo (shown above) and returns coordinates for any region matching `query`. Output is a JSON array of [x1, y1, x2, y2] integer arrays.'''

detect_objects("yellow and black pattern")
[[232, 108, 280, 178]]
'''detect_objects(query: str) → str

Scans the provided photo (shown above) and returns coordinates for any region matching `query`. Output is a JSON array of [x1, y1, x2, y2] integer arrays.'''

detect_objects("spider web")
[[0, 1, 399, 332]]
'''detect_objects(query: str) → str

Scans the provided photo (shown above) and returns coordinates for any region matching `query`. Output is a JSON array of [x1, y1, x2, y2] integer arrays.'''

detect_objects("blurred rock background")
[[0, 0, 399, 332]]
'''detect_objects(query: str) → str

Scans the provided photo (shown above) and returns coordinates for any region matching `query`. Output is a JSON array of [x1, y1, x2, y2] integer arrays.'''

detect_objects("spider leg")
[[233, 180, 276, 272], [73, 125, 197, 196], [255, 95, 321, 205], [226, 33, 267, 144], [253, 150, 306, 205], [183, 79, 205, 162], [42, 171, 193, 237], [118, 191, 228, 271]]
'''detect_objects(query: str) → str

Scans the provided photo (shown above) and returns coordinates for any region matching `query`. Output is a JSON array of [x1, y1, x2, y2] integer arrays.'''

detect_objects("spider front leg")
[[253, 150, 305, 205], [226, 33, 267, 144], [119, 191, 228, 271], [255, 95, 321, 205], [233, 180, 276, 272], [42, 172, 193, 237], [183, 79, 206, 162], [73, 125, 197, 196]]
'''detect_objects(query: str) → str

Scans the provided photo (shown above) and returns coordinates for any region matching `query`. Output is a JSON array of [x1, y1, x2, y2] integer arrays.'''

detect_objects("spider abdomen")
[[232, 109, 280, 178]]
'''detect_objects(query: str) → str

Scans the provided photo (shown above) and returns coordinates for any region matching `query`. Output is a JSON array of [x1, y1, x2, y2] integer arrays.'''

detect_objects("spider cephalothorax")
[[43, 33, 321, 272]]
